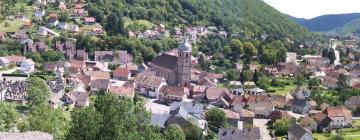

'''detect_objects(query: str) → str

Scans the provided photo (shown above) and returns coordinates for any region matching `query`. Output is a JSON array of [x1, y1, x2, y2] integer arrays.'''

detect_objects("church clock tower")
[[177, 39, 192, 87]]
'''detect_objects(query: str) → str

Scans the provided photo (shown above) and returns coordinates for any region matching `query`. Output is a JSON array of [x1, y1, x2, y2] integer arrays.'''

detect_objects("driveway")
[[253, 119, 271, 140]]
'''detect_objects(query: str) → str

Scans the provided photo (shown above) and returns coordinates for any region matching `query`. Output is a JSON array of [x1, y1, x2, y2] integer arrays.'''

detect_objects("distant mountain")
[[289, 16, 307, 24], [336, 18, 360, 36], [292, 13, 360, 32]]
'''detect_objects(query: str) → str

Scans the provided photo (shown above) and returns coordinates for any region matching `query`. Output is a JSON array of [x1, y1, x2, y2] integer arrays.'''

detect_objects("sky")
[[263, 0, 360, 19]]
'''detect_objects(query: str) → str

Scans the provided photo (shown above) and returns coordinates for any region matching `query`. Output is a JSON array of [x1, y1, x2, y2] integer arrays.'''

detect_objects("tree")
[[164, 124, 186, 140], [308, 78, 321, 89], [328, 49, 336, 64], [27, 77, 51, 107], [226, 69, 240, 81], [273, 118, 290, 136], [322, 48, 329, 58], [243, 42, 257, 63], [296, 74, 305, 86], [59, 11, 69, 22], [205, 107, 226, 132], [19, 105, 69, 140], [229, 39, 243, 60], [68, 108, 102, 140], [0, 102, 19, 131], [262, 41, 287, 65], [253, 69, 259, 83], [337, 74, 349, 90], [67, 93, 163, 140]]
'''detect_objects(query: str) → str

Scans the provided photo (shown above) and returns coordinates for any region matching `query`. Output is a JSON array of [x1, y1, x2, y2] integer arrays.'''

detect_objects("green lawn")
[[0, 19, 23, 32], [313, 133, 331, 140], [268, 84, 297, 95], [123, 17, 154, 30]]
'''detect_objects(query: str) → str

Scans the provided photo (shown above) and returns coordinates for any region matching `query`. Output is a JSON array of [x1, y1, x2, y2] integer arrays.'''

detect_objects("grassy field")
[[123, 17, 154, 30], [0, 19, 23, 32], [268, 84, 297, 95], [313, 133, 331, 140]]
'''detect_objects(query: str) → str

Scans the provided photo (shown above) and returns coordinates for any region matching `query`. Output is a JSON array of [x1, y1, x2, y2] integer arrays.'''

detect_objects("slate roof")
[[152, 54, 177, 70], [218, 127, 261, 140], [288, 124, 310, 140]]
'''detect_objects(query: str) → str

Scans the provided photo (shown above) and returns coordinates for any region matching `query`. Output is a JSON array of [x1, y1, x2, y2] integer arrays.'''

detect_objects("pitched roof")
[[114, 68, 130, 77], [218, 127, 261, 140], [206, 87, 231, 101], [159, 85, 186, 98], [135, 73, 165, 88], [245, 95, 271, 104], [326, 106, 352, 119], [300, 116, 316, 127], [222, 109, 240, 120], [90, 79, 110, 90], [313, 112, 329, 124], [152, 54, 177, 70], [67, 92, 89, 107], [108, 86, 134, 99], [288, 124, 310, 140]]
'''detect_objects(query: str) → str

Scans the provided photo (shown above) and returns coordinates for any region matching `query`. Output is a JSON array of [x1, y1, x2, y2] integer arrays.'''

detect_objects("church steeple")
[[177, 39, 192, 87]]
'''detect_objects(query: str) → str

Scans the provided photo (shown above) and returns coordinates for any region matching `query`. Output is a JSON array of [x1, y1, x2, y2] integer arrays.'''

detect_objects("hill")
[[87, 0, 313, 41], [292, 13, 360, 32], [336, 18, 360, 36]]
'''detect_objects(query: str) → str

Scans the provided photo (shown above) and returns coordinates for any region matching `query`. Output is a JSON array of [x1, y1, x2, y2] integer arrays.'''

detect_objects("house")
[[90, 79, 110, 92], [247, 87, 266, 95], [0, 57, 10, 67], [19, 59, 35, 74], [265, 67, 279, 75], [312, 112, 331, 132], [85, 71, 110, 80], [286, 52, 298, 64], [94, 51, 114, 62], [230, 95, 245, 113], [271, 95, 288, 108], [218, 127, 261, 140], [58, 1, 67, 11], [34, 9, 45, 20], [25, 41, 48, 53], [134, 73, 167, 98], [246, 95, 274, 118], [291, 87, 311, 100], [91, 27, 103, 35], [249, 64, 259, 72], [62, 91, 89, 107], [69, 24, 79, 32], [57, 22, 69, 30], [229, 81, 242, 88], [113, 68, 131, 80], [108, 85, 135, 100], [190, 85, 207, 101], [5, 55, 25, 66], [287, 124, 313, 140], [170, 101, 203, 119], [244, 81, 256, 88], [84, 17, 96, 24], [299, 116, 317, 131], [158, 85, 188, 104], [22, 19, 32, 29], [324, 106, 352, 128], [206, 87, 232, 108], [230, 87, 244, 95], [344, 96, 360, 110], [288, 98, 312, 114], [222, 109, 240, 126], [73, 9, 84, 17]]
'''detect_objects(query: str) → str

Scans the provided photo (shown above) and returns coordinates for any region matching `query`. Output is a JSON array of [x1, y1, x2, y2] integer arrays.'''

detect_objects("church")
[[150, 40, 192, 87]]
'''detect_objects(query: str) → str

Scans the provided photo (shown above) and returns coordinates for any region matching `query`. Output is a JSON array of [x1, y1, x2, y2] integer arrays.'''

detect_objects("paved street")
[[253, 119, 272, 140]]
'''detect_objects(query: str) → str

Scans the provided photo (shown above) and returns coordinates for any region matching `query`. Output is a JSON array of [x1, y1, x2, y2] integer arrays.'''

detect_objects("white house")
[[20, 59, 35, 74], [57, 22, 69, 30], [0, 57, 10, 67], [134, 73, 167, 98], [326, 106, 353, 128]]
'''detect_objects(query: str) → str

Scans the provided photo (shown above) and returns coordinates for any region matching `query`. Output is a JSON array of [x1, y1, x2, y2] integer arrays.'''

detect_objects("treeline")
[[86, 0, 314, 41]]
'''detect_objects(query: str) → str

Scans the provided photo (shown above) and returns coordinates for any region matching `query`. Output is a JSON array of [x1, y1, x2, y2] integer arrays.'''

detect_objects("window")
[[186, 53, 189, 57]]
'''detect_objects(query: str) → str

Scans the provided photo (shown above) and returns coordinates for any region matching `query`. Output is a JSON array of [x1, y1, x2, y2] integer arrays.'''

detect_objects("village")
[[0, 0, 360, 140]]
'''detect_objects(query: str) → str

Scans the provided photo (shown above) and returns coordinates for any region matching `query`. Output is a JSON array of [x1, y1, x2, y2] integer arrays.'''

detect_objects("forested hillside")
[[336, 18, 360, 36], [87, 0, 313, 41], [292, 13, 360, 32]]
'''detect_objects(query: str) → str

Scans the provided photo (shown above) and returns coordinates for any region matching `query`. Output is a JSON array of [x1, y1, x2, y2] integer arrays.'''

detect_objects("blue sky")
[[263, 0, 360, 19]]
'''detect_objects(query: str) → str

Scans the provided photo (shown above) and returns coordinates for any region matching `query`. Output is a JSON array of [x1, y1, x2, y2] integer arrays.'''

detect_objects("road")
[[253, 119, 272, 140], [286, 111, 305, 120]]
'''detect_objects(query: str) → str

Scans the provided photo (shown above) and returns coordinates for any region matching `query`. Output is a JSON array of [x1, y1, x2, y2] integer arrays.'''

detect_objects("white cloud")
[[263, 0, 360, 19]]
